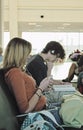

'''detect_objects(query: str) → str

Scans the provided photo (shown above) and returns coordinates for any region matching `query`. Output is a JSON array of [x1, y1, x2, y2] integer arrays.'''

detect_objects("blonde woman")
[[0, 46, 3, 62], [2, 37, 54, 113]]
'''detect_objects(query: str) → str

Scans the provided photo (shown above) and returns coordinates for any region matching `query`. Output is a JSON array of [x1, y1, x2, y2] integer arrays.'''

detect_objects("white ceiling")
[[4, 0, 83, 32]]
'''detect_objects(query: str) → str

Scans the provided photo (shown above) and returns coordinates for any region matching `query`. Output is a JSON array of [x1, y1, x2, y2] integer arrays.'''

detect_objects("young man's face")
[[47, 51, 60, 63]]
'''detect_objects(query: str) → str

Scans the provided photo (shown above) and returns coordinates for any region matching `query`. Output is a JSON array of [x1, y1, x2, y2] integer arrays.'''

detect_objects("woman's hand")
[[39, 76, 54, 91]]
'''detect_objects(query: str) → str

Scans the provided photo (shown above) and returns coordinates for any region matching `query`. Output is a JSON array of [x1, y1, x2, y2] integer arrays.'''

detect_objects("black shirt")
[[26, 54, 48, 86]]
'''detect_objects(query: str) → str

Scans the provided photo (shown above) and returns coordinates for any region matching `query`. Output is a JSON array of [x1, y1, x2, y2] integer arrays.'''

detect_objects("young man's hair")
[[41, 41, 65, 59]]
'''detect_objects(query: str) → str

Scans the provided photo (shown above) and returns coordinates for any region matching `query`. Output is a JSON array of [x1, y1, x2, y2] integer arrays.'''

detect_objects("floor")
[[51, 61, 77, 81]]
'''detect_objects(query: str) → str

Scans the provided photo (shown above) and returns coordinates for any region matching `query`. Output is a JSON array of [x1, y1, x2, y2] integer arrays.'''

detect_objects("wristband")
[[38, 88, 43, 92], [36, 93, 41, 98]]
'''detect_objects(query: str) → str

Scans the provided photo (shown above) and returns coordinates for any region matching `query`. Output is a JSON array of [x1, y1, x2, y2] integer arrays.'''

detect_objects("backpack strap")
[[39, 110, 64, 130], [23, 120, 56, 130]]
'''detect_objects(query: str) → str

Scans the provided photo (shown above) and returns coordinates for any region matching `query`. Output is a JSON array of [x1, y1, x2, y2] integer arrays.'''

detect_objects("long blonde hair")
[[0, 46, 3, 55], [3, 37, 32, 69]]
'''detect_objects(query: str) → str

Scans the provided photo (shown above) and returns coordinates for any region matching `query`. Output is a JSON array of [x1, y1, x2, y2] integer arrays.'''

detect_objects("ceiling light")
[[28, 23, 37, 25], [63, 23, 71, 26]]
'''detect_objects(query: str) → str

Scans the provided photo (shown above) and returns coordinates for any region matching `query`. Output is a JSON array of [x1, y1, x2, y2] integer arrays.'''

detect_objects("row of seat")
[[0, 69, 22, 130], [0, 68, 83, 130]]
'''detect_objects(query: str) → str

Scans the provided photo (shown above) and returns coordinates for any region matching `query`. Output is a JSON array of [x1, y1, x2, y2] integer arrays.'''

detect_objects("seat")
[[0, 69, 20, 130], [0, 68, 83, 130]]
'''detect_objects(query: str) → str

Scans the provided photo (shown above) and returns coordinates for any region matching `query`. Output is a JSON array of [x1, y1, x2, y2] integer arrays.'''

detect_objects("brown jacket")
[[5, 68, 46, 113]]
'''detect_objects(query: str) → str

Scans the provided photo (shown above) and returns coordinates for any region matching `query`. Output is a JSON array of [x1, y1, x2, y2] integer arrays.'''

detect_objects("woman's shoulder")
[[5, 67, 22, 77]]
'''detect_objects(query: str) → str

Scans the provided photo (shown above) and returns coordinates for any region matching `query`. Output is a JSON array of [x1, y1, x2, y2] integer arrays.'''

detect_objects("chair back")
[[0, 69, 20, 130]]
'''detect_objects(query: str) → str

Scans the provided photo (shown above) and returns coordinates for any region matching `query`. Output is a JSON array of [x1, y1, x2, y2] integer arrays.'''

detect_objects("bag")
[[59, 91, 83, 128], [77, 71, 83, 94], [21, 109, 64, 130], [69, 49, 81, 61], [44, 84, 76, 109]]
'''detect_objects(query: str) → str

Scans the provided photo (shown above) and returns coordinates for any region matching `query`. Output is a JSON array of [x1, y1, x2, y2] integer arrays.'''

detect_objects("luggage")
[[21, 109, 64, 130], [44, 84, 76, 109]]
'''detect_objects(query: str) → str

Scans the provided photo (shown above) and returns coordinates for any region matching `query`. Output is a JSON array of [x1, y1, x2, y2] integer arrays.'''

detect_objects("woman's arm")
[[5, 69, 54, 113]]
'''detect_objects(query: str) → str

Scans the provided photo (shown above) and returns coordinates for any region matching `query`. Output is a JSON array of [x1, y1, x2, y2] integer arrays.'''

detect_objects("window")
[[22, 32, 83, 59]]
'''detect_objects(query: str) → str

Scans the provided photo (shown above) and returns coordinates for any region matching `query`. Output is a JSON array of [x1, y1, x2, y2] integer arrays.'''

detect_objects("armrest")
[[16, 113, 28, 127]]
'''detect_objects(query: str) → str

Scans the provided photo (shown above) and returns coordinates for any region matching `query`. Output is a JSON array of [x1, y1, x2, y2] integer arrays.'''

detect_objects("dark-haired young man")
[[26, 41, 65, 86]]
